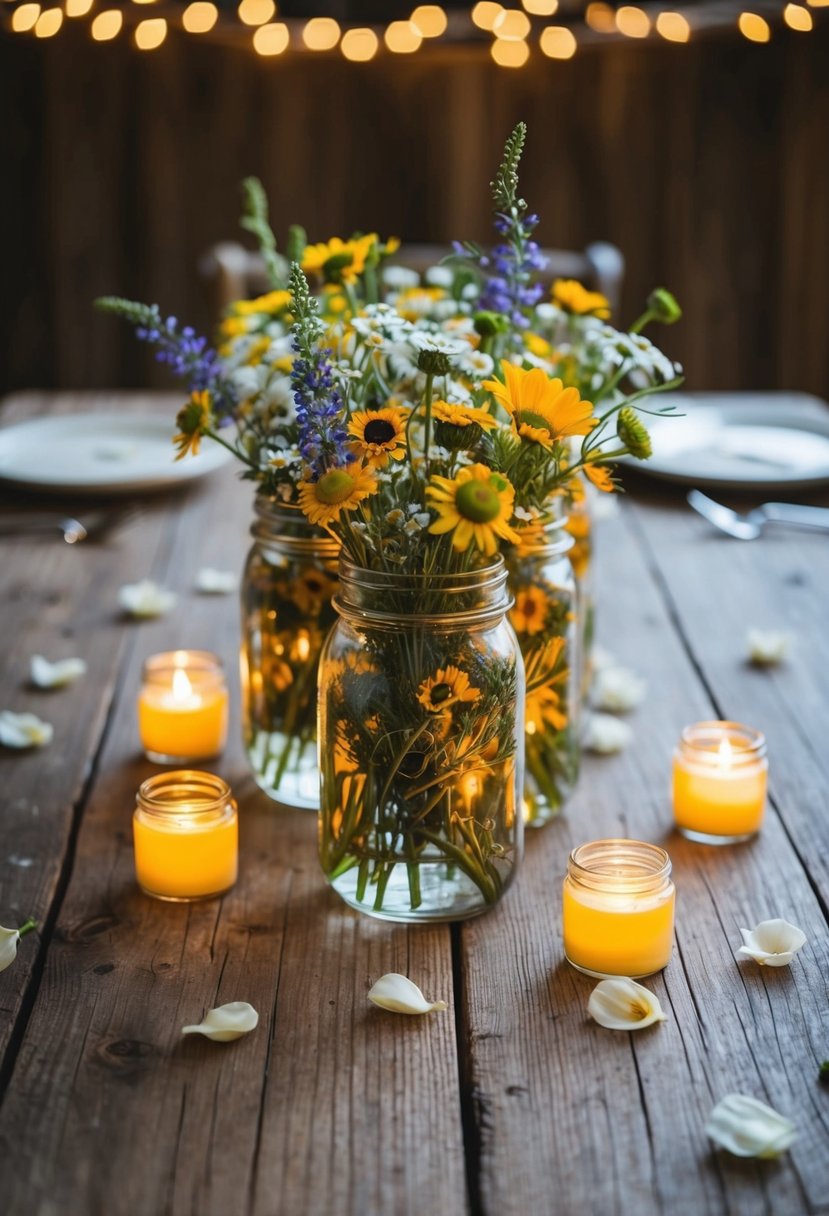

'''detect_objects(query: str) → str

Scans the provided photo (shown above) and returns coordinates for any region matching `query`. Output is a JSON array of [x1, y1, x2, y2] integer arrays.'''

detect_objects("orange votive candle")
[[672, 721, 767, 844], [133, 770, 238, 901], [562, 840, 675, 978], [138, 650, 229, 763]]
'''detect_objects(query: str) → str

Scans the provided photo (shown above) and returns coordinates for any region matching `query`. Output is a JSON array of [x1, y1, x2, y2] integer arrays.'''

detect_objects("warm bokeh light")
[[238, 0, 275, 27], [11, 3, 40, 31], [385, 20, 422, 52], [90, 7, 121, 38], [784, 3, 813, 28], [302, 16, 340, 49], [493, 8, 530, 39], [340, 27, 378, 61], [471, 1, 502, 29], [253, 21, 289, 54], [66, 0, 94, 18], [655, 11, 690, 41], [616, 5, 651, 37], [738, 11, 771, 40], [806, 0, 829, 7], [134, 16, 166, 48], [491, 37, 529, 66], [539, 24, 576, 58], [34, 7, 62, 35], [522, 0, 558, 13], [182, 2, 218, 33], [584, 2, 615, 33], [410, 5, 446, 37], [132, 0, 158, 6]]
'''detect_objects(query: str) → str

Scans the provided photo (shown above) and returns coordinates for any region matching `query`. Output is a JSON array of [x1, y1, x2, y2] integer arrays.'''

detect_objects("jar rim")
[[679, 720, 767, 764], [568, 839, 672, 893], [335, 555, 512, 627], [142, 650, 224, 674], [136, 770, 233, 818]]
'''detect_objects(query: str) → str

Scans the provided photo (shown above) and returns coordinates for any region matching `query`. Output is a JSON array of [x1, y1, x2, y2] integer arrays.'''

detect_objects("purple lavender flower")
[[289, 264, 348, 478], [134, 310, 235, 416]]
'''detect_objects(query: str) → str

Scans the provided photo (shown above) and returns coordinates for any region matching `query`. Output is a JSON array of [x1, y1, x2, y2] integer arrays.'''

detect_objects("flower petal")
[[181, 1001, 259, 1042], [196, 568, 238, 595], [587, 978, 667, 1030], [705, 1094, 796, 1158], [737, 918, 807, 968], [582, 712, 632, 755], [118, 580, 177, 619], [30, 655, 87, 688], [0, 711, 54, 749], [747, 629, 790, 667], [590, 667, 646, 714], [367, 973, 448, 1015], [0, 926, 20, 973]]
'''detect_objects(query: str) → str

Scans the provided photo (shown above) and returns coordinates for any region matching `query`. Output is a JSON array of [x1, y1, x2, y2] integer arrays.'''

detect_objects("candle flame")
[[172, 667, 193, 701], [717, 736, 733, 769]]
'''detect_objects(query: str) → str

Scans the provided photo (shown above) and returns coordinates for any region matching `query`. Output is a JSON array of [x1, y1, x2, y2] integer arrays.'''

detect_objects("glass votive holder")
[[133, 770, 238, 902], [672, 720, 767, 845], [138, 650, 229, 764], [562, 839, 675, 979]]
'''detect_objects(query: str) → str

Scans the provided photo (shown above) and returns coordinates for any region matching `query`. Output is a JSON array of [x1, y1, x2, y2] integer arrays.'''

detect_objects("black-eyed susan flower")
[[510, 587, 549, 636], [348, 406, 410, 468], [297, 462, 378, 527], [172, 391, 212, 460], [426, 463, 520, 556], [417, 665, 481, 713], [552, 278, 611, 320], [301, 235, 379, 285], [482, 361, 596, 449], [584, 462, 617, 493], [431, 400, 499, 432]]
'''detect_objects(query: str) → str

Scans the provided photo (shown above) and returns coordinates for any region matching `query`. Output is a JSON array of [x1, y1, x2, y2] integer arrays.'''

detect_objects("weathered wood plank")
[[0, 396, 466, 1216], [460, 498, 829, 1216]]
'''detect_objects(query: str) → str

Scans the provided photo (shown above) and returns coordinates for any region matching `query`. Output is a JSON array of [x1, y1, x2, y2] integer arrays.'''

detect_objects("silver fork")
[[687, 489, 829, 540], [0, 505, 142, 544]]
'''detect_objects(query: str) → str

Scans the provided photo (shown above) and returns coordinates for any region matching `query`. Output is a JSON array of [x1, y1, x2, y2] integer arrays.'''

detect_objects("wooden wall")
[[2, 22, 829, 397]]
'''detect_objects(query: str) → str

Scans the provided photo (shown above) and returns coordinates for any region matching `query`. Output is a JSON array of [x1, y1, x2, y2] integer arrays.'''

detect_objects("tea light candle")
[[138, 650, 229, 763], [562, 840, 675, 978], [672, 720, 767, 844], [133, 770, 238, 901]]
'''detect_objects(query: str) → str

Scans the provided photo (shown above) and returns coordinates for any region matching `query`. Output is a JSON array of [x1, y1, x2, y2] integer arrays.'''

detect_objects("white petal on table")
[[195, 567, 238, 595], [30, 655, 87, 688], [0, 711, 54, 749], [705, 1094, 796, 1158], [118, 580, 177, 618], [587, 978, 667, 1030], [737, 918, 807, 968], [582, 712, 632, 755], [0, 926, 21, 973], [367, 974, 448, 1015], [590, 666, 647, 713], [181, 1002, 259, 1042], [747, 628, 791, 667]]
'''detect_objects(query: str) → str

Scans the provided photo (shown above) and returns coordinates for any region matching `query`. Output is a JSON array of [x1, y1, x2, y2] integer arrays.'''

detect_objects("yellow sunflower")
[[524, 332, 552, 359], [417, 666, 481, 713], [431, 400, 499, 432], [232, 289, 292, 317], [348, 406, 410, 467], [510, 587, 549, 636], [172, 391, 212, 460], [426, 463, 519, 556], [301, 234, 378, 285], [482, 361, 596, 449], [526, 685, 568, 734], [297, 463, 378, 527], [584, 462, 617, 493], [552, 279, 611, 320]]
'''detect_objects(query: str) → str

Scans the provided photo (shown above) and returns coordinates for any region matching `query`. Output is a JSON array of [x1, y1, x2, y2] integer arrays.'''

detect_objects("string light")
[[340, 27, 378, 61], [738, 11, 771, 40], [471, 1, 502, 29], [783, 3, 813, 28], [253, 21, 288, 54], [238, 0, 275, 27], [493, 8, 530, 38], [183, 2, 218, 33], [522, 0, 558, 13], [90, 7, 121, 38], [539, 24, 576, 57], [806, 0, 829, 7], [385, 20, 422, 52], [65, 0, 94, 18], [34, 7, 62, 35], [584, 3, 616, 33], [134, 16, 166, 47], [302, 16, 340, 49], [491, 37, 529, 65], [616, 6, 651, 37], [656, 11, 691, 41], [410, 5, 447, 37], [11, 2, 40, 30]]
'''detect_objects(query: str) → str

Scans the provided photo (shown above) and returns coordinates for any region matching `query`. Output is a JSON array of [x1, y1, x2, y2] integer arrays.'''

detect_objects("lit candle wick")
[[717, 736, 733, 771], [172, 667, 194, 703]]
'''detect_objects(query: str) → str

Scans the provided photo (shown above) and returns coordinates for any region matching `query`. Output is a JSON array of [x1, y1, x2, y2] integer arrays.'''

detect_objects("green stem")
[[17, 918, 37, 937], [422, 372, 435, 479]]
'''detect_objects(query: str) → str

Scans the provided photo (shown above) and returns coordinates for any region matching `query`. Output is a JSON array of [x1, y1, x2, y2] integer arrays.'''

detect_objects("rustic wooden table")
[[0, 391, 827, 1216]]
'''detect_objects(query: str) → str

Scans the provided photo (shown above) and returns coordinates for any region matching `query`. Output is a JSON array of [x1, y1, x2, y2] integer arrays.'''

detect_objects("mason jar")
[[318, 557, 525, 922], [240, 495, 339, 808], [505, 510, 581, 827]]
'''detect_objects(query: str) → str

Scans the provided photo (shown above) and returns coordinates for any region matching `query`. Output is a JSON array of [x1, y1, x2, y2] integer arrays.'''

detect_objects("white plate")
[[0, 412, 232, 495], [620, 392, 829, 491]]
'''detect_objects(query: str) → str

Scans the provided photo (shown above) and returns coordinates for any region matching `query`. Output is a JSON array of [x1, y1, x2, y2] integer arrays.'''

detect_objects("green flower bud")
[[435, 420, 482, 450], [617, 407, 652, 460], [647, 288, 682, 325], [322, 251, 355, 283], [473, 310, 509, 338], [417, 349, 452, 376], [286, 225, 307, 263]]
